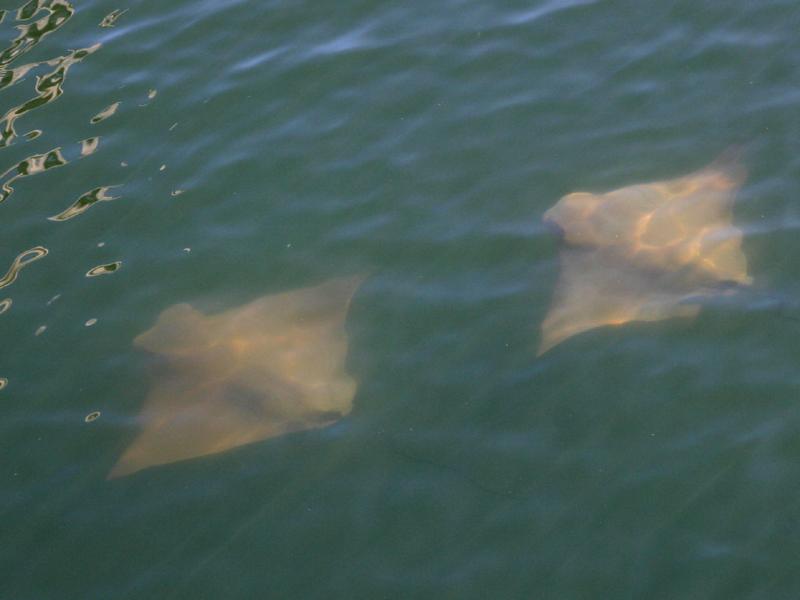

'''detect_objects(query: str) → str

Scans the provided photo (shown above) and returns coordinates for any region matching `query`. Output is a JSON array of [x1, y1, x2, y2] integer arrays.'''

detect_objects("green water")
[[2, 0, 800, 598]]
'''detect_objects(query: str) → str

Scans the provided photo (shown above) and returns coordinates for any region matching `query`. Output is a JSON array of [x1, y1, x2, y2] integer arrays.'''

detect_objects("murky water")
[[2, 0, 800, 598]]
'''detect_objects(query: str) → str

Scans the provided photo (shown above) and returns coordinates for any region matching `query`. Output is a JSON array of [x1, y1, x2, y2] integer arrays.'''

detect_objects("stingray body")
[[109, 276, 362, 478], [538, 151, 751, 355]]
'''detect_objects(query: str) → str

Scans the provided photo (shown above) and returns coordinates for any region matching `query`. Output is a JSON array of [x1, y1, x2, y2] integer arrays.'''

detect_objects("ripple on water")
[[99, 9, 127, 28], [0, 135, 111, 201], [0, 43, 101, 148], [0, 246, 48, 290], [1, 0, 74, 67], [500, 0, 597, 27], [90, 101, 120, 124], [48, 186, 120, 221], [0, 0, 137, 419], [0, 0, 128, 244], [80, 136, 100, 156], [86, 261, 122, 277]]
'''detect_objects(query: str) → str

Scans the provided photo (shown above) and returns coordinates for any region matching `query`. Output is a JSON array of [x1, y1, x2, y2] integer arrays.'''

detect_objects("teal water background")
[[2, 0, 800, 598]]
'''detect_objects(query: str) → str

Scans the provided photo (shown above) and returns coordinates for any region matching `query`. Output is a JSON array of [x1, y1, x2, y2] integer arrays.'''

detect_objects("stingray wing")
[[537, 248, 702, 355], [109, 277, 362, 478], [538, 152, 750, 355]]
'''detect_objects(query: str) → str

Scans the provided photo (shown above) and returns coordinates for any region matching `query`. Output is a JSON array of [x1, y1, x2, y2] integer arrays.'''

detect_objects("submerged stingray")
[[538, 151, 751, 356], [109, 276, 362, 478]]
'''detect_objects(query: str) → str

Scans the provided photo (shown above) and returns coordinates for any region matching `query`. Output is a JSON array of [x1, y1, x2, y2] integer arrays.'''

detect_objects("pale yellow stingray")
[[109, 276, 362, 478], [538, 151, 751, 356]]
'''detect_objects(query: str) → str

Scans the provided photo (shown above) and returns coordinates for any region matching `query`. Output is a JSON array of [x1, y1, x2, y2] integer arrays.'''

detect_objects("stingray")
[[109, 276, 362, 478], [538, 151, 751, 356]]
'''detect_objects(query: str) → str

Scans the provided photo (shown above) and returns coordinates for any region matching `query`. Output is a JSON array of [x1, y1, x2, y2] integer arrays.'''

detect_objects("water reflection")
[[99, 9, 127, 28], [86, 261, 121, 277], [48, 186, 119, 221], [0, 137, 111, 203], [0, 245, 47, 289], [80, 136, 99, 156], [0, 0, 131, 353], [0, 0, 74, 68], [90, 102, 119, 124], [1, 146, 66, 202], [0, 43, 100, 148]]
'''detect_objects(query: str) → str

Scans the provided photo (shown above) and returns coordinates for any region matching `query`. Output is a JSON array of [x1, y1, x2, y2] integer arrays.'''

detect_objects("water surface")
[[2, 0, 800, 598]]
